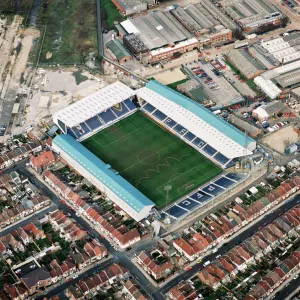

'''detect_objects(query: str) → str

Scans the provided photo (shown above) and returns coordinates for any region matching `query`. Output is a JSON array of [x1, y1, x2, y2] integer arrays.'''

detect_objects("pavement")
[[272, 273, 300, 300], [7, 163, 159, 298], [35, 257, 117, 300], [153, 194, 300, 300], [5, 162, 300, 299]]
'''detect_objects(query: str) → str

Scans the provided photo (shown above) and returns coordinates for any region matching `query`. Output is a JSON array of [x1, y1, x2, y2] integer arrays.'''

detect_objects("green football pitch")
[[82, 112, 222, 207]]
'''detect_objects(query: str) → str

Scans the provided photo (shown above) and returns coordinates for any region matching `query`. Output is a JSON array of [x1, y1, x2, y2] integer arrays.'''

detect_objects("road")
[[35, 257, 116, 300], [96, 0, 104, 57], [6, 163, 300, 299], [153, 194, 300, 300], [0, 205, 54, 236], [273, 274, 300, 300]]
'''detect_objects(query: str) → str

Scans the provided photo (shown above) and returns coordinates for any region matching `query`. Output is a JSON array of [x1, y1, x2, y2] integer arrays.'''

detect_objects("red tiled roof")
[[30, 151, 55, 168]]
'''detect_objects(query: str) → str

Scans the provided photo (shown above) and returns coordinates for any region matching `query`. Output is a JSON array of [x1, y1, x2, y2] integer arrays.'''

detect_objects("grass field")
[[101, 0, 124, 29], [82, 112, 222, 207], [39, 0, 97, 64]]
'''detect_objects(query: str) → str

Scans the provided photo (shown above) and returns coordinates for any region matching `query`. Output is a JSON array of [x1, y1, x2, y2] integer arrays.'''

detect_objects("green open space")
[[101, 0, 124, 29], [39, 0, 97, 64], [82, 112, 222, 207], [167, 78, 189, 91]]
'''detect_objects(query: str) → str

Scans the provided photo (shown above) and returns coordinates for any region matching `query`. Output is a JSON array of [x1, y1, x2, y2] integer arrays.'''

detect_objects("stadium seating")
[[173, 124, 188, 136], [192, 137, 206, 149], [202, 184, 224, 196], [85, 116, 103, 131], [166, 205, 188, 219], [164, 117, 177, 128], [177, 198, 200, 211], [110, 103, 129, 117], [225, 160, 236, 169], [203, 144, 217, 156], [214, 177, 235, 188], [189, 190, 212, 203], [214, 152, 230, 165], [123, 99, 136, 111], [79, 122, 91, 135], [226, 173, 246, 182], [183, 131, 196, 142], [71, 126, 84, 138], [143, 102, 156, 113], [153, 109, 167, 121], [98, 109, 117, 124], [67, 128, 78, 139]]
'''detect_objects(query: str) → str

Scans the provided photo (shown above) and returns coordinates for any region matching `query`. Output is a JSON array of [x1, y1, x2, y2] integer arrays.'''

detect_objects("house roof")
[[21, 266, 51, 289], [30, 151, 55, 168]]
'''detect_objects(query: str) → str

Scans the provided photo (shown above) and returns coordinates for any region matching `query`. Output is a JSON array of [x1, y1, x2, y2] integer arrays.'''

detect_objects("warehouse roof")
[[53, 134, 155, 213], [137, 81, 255, 158], [113, 0, 145, 10], [228, 115, 262, 138], [121, 11, 189, 50], [291, 86, 300, 96], [106, 39, 131, 61], [254, 76, 281, 99], [276, 69, 300, 88], [228, 50, 260, 78]]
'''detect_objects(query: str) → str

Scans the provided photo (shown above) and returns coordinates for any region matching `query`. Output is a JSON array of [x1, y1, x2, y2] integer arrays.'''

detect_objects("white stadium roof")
[[53, 81, 135, 128], [137, 81, 256, 159]]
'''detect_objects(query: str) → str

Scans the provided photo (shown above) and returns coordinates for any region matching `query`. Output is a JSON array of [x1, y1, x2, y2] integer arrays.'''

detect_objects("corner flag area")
[[82, 112, 222, 207]]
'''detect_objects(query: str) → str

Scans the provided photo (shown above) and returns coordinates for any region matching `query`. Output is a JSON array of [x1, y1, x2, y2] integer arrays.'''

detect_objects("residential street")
[[3, 162, 300, 299]]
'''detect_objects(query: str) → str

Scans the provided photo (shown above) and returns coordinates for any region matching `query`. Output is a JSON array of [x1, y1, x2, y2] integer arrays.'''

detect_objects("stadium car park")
[[52, 81, 256, 222]]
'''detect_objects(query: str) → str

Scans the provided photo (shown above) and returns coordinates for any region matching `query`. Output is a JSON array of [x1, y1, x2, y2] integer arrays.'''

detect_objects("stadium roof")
[[53, 134, 155, 213], [137, 81, 255, 158], [53, 81, 135, 128]]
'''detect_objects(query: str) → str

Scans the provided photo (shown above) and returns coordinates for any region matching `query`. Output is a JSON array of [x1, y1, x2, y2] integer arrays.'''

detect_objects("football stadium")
[[52, 81, 256, 222]]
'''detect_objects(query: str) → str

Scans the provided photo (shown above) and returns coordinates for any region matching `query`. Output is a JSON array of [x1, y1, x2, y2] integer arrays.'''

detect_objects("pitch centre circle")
[[137, 149, 160, 165]]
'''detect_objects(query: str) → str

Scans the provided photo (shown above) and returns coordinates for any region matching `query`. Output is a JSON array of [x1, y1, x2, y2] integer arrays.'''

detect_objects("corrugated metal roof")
[[53, 134, 155, 213]]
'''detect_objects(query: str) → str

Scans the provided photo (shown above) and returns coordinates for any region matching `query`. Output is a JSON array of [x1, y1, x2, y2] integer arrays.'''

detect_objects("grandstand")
[[53, 81, 136, 141], [52, 80, 256, 222], [137, 81, 256, 168], [162, 172, 247, 220]]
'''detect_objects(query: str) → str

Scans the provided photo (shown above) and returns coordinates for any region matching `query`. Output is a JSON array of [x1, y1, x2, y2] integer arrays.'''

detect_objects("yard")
[[101, 0, 124, 29], [39, 0, 97, 64]]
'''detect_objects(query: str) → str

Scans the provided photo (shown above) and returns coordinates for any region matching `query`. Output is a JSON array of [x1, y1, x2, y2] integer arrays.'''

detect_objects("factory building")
[[227, 49, 264, 79], [112, 0, 147, 16]]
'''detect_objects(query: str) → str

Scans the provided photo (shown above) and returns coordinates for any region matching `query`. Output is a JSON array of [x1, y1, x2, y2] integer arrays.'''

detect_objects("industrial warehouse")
[[108, 2, 236, 64], [219, 0, 282, 33]]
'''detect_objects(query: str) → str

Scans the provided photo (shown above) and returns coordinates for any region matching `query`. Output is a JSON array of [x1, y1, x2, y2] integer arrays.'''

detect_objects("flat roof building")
[[252, 100, 286, 121]]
